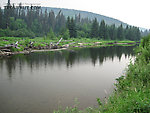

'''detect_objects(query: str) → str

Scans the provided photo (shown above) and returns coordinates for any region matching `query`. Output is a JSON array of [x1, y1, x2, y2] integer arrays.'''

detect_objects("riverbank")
[[54, 35, 150, 113], [0, 37, 139, 56]]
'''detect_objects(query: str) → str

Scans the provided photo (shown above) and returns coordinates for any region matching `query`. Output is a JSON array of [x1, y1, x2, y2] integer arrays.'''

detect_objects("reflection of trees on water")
[[0, 46, 135, 78]]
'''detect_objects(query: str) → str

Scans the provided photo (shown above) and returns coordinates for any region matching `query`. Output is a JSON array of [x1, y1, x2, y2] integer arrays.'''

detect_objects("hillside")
[[42, 7, 128, 27]]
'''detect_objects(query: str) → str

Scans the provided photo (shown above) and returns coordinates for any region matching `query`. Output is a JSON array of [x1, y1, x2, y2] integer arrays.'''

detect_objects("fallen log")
[[1, 49, 11, 52], [0, 46, 11, 49], [56, 37, 63, 45]]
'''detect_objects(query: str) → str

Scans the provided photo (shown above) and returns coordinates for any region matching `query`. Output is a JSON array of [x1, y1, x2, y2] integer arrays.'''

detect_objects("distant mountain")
[[42, 7, 128, 27]]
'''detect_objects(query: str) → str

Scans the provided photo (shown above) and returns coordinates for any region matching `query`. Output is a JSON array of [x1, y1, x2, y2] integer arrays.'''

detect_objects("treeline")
[[0, 5, 141, 40], [141, 29, 150, 37], [91, 19, 141, 40]]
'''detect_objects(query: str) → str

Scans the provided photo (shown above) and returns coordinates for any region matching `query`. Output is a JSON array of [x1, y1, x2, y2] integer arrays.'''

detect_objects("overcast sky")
[[1, 0, 150, 29]]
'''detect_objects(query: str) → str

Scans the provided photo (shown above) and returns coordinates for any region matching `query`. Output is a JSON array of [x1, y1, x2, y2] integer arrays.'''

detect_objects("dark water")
[[0, 46, 135, 113]]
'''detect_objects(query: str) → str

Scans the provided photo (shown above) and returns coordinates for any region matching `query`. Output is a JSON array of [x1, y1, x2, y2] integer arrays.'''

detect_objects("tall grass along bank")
[[54, 35, 150, 113], [0, 37, 138, 56]]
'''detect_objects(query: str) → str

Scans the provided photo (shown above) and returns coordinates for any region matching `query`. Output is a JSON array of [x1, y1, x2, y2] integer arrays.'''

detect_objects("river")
[[0, 46, 135, 113]]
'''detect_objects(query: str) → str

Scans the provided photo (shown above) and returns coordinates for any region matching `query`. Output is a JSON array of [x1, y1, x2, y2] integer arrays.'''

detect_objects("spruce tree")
[[47, 28, 55, 39], [0, 7, 3, 28], [49, 10, 55, 31], [70, 17, 77, 38], [90, 18, 99, 38], [99, 20, 106, 39], [66, 17, 77, 38], [117, 24, 124, 40]]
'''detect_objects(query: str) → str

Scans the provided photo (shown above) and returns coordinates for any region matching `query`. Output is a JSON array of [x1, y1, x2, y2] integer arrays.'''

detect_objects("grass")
[[1, 36, 149, 112], [53, 35, 150, 112], [0, 37, 137, 52]]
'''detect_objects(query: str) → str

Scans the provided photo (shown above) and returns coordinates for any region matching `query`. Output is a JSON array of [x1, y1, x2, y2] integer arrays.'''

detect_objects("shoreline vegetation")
[[1, 4, 149, 113], [53, 35, 150, 113], [0, 37, 139, 56]]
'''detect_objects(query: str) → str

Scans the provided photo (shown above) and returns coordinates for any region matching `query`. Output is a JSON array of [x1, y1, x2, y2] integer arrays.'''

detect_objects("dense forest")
[[42, 7, 127, 26], [0, 4, 141, 40]]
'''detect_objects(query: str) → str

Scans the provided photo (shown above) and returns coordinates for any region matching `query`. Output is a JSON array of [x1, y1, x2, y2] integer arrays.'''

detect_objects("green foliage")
[[101, 35, 150, 113], [0, 27, 35, 38], [67, 17, 77, 38], [77, 31, 87, 38], [9, 17, 27, 30], [108, 24, 117, 40], [90, 18, 99, 38], [62, 29, 70, 40], [117, 24, 124, 40], [53, 98, 80, 113], [0, 28, 14, 37], [0, 6, 141, 40], [15, 28, 35, 37], [0, 37, 137, 52], [47, 28, 56, 40], [97, 98, 102, 106], [14, 19, 27, 30], [31, 19, 42, 36], [10, 46, 24, 52], [52, 36, 150, 113], [99, 20, 106, 39], [0, 29, 6, 37]]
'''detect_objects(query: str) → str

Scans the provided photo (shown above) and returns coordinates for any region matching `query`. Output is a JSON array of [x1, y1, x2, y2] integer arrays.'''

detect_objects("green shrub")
[[102, 35, 150, 113]]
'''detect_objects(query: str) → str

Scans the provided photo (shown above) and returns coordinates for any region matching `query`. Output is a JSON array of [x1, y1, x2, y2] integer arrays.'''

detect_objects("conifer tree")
[[66, 17, 77, 38], [0, 7, 3, 28], [47, 28, 56, 39], [99, 20, 106, 39], [90, 18, 99, 38], [70, 17, 77, 38], [117, 24, 124, 40], [49, 10, 55, 31]]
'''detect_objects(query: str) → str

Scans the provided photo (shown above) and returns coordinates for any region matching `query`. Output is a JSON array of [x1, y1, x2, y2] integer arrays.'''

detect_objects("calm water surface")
[[0, 46, 135, 113]]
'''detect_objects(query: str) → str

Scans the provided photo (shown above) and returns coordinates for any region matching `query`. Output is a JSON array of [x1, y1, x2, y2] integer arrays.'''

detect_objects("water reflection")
[[0, 46, 135, 113], [0, 46, 135, 78]]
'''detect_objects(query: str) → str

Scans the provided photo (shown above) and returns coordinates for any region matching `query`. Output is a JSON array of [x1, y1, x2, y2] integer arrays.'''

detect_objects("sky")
[[1, 0, 150, 29]]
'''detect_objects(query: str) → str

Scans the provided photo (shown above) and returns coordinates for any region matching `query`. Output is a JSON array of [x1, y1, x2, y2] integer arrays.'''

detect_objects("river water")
[[0, 46, 135, 113]]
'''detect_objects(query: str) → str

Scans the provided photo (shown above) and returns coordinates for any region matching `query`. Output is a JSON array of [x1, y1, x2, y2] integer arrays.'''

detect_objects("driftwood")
[[48, 38, 63, 49], [0, 49, 11, 52], [62, 42, 77, 48], [49, 42, 53, 49], [69, 42, 76, 45], [29, 41, 34, 48], [0, 46, 11, 49], [0, 45, 14, 51], [56, 37, 63, 45], [4, 41, 19, 48], [0, 41, 20, 52]]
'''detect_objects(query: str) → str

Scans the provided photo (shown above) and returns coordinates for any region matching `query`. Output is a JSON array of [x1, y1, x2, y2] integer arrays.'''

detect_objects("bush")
[[0, 29, 5, 37], [47, 28, 56, 39], [63, 29, 70, 40], [14, 28, 35, 37], [102, 35, 150, 113], [0, 28, 35, 38]]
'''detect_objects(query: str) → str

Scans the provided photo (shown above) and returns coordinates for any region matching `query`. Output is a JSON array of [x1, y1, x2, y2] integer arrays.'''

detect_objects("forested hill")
[[0, 5, 141, 40], [42, 7, 127, 27]]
